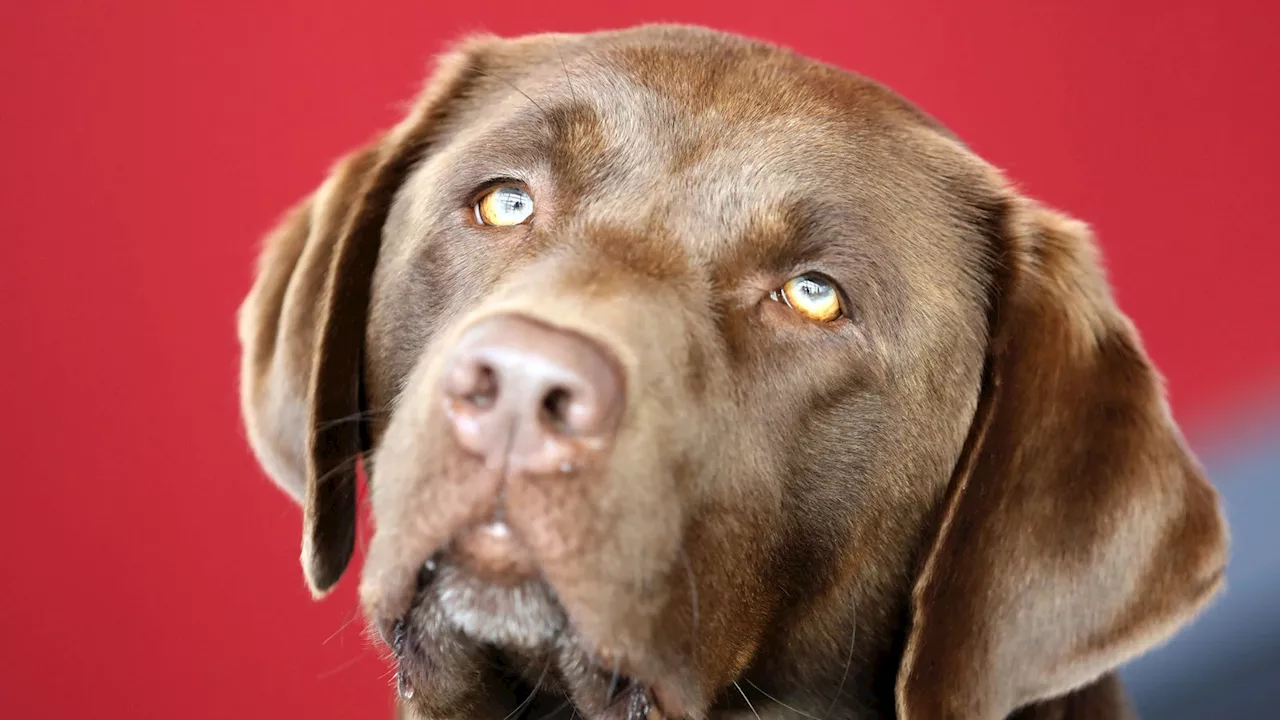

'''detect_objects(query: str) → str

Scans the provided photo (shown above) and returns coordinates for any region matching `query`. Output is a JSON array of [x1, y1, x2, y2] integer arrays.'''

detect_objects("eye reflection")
[[771, 273, 843, 322], [474, 186, 534, 226]]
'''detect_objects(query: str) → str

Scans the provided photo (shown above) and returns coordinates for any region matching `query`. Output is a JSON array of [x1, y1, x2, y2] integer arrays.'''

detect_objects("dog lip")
[[606, 673, 687, 719], [448, 519, 537, 583], [583, 647, 692, 720], [478, 519, 511, 538], [648, 679, 689, 719]]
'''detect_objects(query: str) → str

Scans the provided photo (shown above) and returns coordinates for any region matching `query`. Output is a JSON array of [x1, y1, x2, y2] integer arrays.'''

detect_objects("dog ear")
[[237, 37, 498, 596], [896, 195, 1229, 718]]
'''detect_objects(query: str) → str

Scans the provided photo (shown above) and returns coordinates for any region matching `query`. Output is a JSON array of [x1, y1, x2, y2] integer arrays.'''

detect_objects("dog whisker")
[[743, 679, 822, 720], [533, 697, 574, 720], [820, 603, 857, 720], [733, 681, 764, 720], [322, 605, 365, 645], [467, 66, 548, 122], [552, 36, 576, 106], [604, 654, 622, 707], [310, 453, 360, 489], [314, 652, 369, 681], [502, 652, 553, 720], [314, 407, 390, 433]]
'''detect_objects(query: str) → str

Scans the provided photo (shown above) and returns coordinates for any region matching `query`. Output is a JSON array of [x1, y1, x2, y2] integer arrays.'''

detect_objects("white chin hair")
[[433, 565, 564, 649]]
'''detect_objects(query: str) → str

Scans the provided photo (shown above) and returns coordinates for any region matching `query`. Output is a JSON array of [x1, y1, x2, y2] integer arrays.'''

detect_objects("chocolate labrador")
[[237, 24, 1228, 720]]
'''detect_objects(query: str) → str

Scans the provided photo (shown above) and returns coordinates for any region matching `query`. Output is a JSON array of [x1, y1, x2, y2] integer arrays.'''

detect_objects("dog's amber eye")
[[771, 274, 843, 322], [474, 185, 534, 226]]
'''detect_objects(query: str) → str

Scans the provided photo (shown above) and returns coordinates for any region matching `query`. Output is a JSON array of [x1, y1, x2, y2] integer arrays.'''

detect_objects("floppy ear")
[[896, 195, 1229, 719], [237, 38, 495, 596]]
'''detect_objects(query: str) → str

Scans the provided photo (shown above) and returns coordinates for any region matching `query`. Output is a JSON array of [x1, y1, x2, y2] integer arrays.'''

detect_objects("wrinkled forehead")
[[453, 46, 948, 196], [404, 30, 997, 303]]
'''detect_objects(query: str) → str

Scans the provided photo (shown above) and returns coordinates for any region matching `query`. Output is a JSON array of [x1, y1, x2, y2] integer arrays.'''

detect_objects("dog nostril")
[[446, 357, 499, 409], [541, 386, 574, 432], [467, 364, 498, 409], [444, 315, 624, 466]]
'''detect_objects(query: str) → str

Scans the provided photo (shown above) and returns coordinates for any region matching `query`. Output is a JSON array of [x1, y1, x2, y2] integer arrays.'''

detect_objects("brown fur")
[[237, 25, 1227, 720]]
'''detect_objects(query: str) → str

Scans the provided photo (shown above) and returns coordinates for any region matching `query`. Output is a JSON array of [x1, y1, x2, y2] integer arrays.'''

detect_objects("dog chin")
[[403, 562, 682, 719], [428, 563, 566, 650]]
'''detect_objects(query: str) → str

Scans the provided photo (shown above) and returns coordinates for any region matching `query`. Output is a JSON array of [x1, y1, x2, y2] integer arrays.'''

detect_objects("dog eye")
[[770, 273, 844, 322], [474, 185, 534, 226]]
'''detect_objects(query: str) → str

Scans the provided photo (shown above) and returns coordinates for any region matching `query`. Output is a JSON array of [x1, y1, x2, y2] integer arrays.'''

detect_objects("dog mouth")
[[385, 537, 678, 719], [449, 519, 540, 584]]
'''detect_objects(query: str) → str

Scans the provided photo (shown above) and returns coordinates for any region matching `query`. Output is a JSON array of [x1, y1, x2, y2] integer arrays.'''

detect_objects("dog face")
[[238, 25, 1227, 720]]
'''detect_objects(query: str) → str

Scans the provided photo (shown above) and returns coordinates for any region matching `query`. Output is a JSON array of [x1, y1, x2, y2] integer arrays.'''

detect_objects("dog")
[[237, 24, 1228, 719]]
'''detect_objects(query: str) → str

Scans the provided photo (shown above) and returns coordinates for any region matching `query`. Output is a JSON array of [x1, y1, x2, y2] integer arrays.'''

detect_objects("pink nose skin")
[[442, 315, 625, 476]]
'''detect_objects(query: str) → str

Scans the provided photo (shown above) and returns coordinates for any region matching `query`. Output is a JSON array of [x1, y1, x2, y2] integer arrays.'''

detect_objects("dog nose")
[[442, 314, 624, 475]]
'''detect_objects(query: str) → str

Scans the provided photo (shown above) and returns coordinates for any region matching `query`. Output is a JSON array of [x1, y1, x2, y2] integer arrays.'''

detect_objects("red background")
[[2, 1, 1276, 718]]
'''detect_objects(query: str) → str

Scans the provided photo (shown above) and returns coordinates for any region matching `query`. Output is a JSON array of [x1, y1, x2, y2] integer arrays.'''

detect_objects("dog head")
[[238, 25, 1227, 719]]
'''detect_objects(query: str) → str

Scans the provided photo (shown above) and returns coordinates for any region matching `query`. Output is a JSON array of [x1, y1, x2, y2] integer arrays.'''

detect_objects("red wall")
[[2, 2, 1276, 718]]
